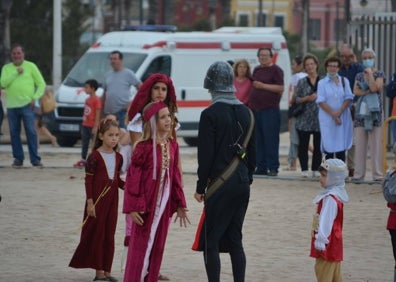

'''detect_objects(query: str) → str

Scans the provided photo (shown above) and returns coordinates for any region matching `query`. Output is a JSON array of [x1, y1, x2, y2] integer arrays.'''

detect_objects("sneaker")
[[12, 160, 23, 168], [254, 169, 268, 175], [73, 160, 86, 168], [312, 171, 320, 178], [301, 170, 309, 178], [32, 162, 43, 168], [268, 170, 278, 177], [105, 276, 118, 282]]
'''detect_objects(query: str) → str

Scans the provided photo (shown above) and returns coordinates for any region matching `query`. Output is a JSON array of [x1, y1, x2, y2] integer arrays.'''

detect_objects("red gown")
[[123, 139, 186, 282], [387, 203, 396, 230], [69, 150, 125, 272]]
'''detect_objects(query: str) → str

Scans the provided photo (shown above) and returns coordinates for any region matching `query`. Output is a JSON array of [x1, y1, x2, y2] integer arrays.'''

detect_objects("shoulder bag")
[[41, 89, 57, 113], [204, 108, 254, 200]]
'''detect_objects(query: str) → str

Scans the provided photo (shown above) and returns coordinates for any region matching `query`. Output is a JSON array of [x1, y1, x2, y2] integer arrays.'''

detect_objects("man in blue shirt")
[[338, 44, 364, 178]]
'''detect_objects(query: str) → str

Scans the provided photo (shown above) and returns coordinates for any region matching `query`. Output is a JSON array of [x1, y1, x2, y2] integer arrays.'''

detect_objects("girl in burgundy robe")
[[123, 101, 189, 282], [69, 118, 125, 282], [123, 73, 179, 280]]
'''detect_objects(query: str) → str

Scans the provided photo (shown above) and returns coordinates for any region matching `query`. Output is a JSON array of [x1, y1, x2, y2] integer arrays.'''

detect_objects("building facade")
[[95, 0, 393, 49]]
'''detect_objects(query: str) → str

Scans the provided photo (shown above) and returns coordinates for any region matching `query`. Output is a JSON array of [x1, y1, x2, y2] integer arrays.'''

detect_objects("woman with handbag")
[[295, 54, 322, 178], [352, 47, 385, 182], [286, 55, 307, 171]]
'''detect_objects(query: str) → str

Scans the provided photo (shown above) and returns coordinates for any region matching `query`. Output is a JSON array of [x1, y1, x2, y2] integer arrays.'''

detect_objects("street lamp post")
[[53, 0, 62, 90], [301, 0, 310, 54], [139, 0, 143, 24]]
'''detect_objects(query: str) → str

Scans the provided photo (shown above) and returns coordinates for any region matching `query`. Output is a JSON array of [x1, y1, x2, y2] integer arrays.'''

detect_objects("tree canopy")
[[7, 0, 91, 84]]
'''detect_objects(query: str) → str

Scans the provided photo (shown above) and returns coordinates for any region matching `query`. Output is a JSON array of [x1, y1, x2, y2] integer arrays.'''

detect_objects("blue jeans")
[[115, 108, 127, 129], [0, 99, 4, 133], [254, 108, 280, 171], [7, 104, 41, 164], [391, 120, 396, 144], [81, 125, 93, 160]]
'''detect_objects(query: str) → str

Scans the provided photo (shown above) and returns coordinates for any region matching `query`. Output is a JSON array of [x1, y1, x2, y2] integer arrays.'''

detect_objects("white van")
[[54, 26, 291, 147]]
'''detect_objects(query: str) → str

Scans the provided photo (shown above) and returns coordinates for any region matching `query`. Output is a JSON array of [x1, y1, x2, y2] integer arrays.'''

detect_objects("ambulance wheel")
[[183, 137, 198, 147]]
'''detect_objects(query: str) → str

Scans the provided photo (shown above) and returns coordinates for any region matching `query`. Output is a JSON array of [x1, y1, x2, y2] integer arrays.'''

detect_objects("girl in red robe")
[[123, 73, 179, 280], [69, 118, 125, 282], [123, 101, 189, 282]]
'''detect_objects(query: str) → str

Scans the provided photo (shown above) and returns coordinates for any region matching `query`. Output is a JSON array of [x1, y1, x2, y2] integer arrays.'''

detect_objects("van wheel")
[[57, 136, 78, 147], [183, 137, 198, 147]]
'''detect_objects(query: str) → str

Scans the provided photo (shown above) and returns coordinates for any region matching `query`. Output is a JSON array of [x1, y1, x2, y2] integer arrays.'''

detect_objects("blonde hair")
[[141, 103, 172, 142]]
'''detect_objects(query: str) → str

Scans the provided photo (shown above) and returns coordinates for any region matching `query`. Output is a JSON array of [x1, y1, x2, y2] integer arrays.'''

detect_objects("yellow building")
[[230, 0, 294, 31]]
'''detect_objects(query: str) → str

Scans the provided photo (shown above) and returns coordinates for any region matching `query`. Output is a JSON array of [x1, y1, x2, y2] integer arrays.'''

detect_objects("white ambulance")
[[54, 26, 291, 147]]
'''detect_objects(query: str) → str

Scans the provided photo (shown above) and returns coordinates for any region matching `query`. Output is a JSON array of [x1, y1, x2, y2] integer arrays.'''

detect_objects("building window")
[[274, 15, 284, 29], [333, 18, 345, 41], [256, 13, 267, 27], [238, 14, 249, 27], [308, 19, 321, 40]]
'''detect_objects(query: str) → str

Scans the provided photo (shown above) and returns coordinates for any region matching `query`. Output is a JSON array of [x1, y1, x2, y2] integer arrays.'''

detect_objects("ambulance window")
[[141, 56, 171, 81], [63, 52, 147, 87]]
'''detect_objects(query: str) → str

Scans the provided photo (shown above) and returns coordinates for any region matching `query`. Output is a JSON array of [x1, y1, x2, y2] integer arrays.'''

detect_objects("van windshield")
[[63, 52, 147, 87]]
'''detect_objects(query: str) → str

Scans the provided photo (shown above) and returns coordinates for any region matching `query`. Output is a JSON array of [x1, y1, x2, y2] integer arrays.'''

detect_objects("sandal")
[[93, 277, 109, 281], [158, 274, 170, 281], [284, 166, 296, 171]]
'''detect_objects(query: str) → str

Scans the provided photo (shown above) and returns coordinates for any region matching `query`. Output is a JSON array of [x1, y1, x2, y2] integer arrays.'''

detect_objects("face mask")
[[363, 59, 374, 68], [326, 73, 337, 79]]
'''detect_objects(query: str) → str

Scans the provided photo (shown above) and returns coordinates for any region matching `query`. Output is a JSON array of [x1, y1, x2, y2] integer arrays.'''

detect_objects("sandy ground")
[[0, 131, 394, 281]]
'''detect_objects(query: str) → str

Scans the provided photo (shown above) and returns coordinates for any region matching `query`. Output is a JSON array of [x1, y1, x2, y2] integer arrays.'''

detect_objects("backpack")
[[386, 72, 396, 99], [382, 168, 396, 203]]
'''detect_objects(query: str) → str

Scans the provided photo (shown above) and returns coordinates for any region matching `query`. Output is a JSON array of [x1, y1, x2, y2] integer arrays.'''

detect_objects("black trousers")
[[297, 130, 322, 171], [390, 229, 396, 268], [324, 150, 346, 162]]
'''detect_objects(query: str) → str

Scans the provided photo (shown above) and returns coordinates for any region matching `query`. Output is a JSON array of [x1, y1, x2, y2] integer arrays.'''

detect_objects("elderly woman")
[[295, 54, 321, 177], [316, 57, 354, 162], [352, 48, 385, 182]]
